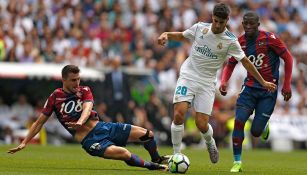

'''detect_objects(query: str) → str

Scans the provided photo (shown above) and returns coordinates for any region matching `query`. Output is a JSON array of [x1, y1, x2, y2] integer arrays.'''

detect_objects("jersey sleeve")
[[227, 40, 246, 61], [267, 33, 287, 55], [81, 86, 94, 103], [182, 23, 199, 41], [41, 92, 56, 117]]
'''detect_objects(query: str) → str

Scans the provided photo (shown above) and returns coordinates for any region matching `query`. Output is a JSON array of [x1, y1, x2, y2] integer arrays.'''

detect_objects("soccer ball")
[[168, 153, 190, 173]]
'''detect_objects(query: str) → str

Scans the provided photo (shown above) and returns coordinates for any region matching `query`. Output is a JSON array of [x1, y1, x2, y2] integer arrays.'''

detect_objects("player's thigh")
[[173, 77, 196, 123], [173, 77, 196, 106], [126, 125, 153, 142], [235, 86, 257, 122], [81, 122, 114, 157], [82, 138, 114, 157], [103, 145, 131, 160], [236, 86, 257, 110], [255, 91, 277, 118], [109, 122, 132, 146], [252, 91, 277, 134], [193, 82, 215, 115]]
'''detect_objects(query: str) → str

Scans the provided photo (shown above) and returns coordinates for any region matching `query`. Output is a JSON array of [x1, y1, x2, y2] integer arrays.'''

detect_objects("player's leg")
[[103, 145, 167, 170], [195, 112, 219, 163], [81, 122, 167, 171], [230, 86, 256, 172], [126, 125, 170, 164], [252, 91, 277, 139], [172, 102, 189, 154], [172, 77, 195, 154], [194, 82, 218, 163]]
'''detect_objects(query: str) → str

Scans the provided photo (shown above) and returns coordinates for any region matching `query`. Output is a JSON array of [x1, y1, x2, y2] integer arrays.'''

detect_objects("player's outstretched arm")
[[219, 58, 237, 96], [240, 57, 276, 92], [7, 113, 49, 154], [66, 101, 93, 129], [280, 50, 293, 101], [157, 32, 187, 46]]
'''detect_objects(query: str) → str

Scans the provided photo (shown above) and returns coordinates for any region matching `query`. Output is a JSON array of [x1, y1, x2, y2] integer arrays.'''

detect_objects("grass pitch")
[[0, 144, 306, 175]]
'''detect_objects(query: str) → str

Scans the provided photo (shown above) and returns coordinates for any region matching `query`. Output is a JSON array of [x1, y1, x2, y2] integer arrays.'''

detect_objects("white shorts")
[[173, 77, 216, 115]]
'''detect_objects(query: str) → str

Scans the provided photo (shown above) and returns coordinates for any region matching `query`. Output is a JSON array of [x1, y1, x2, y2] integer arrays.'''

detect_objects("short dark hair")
[[213, 3, 230, 19], [62, 65, 80, 79], [243, 11, 259, 22]]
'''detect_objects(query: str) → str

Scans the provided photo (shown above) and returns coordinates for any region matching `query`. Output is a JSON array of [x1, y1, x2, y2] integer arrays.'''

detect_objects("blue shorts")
[[237, 86, 277, 118], [81, 121, 131, 157]]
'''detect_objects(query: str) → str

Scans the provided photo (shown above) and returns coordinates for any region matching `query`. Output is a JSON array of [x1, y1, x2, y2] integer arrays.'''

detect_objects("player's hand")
[[7, 143, 26, 154], [219, 82, 228, 96], [66, 122, 82, 129], [282, 89, 292, 101], [263, 81, 277, 92], [158, 32, 168, 46]]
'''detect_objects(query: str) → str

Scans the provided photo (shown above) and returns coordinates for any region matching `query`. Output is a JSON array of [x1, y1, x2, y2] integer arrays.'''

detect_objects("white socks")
[[171, 122, 184, 154], [201, 123, 214, 144]]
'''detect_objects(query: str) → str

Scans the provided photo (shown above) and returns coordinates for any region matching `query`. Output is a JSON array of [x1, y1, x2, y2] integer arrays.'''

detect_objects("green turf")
[[0, 145, 306, 175]]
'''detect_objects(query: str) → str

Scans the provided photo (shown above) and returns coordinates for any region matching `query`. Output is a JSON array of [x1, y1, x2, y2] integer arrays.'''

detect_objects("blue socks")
[[144, 138, 160, 162]]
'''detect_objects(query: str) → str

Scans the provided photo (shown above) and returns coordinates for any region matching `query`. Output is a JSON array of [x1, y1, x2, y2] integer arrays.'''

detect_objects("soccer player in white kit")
[[157, 3, 276, 164]]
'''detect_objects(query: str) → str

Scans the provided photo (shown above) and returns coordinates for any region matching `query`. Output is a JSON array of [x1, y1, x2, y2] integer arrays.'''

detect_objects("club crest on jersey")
[[202, 28, 209, 34], [217, 43, 223, 50]]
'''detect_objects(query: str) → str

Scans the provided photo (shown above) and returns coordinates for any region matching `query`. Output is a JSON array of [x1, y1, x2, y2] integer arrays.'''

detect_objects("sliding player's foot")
[[152, 155, 172, 164], [147, 162, 168, 171]]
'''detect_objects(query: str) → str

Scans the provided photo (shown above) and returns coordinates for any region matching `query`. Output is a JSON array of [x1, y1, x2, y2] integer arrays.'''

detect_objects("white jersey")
[[181, 22, 245, 84]]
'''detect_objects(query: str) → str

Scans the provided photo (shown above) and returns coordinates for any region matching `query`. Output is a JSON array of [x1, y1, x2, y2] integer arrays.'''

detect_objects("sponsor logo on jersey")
[[217, 43, 223, 50], [56, 98, 66, 100], [194, 45, 218, 59]]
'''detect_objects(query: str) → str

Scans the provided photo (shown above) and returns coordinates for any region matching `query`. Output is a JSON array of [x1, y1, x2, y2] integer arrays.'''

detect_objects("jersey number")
[[176, 86, 187, 96], [248, 53, 265, 67], [60, 99, 82, 113]]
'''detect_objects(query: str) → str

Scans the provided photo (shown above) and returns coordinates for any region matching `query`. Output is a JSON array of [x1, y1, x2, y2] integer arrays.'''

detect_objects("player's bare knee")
[[195, 121, 208, 132], [122, 150, 131, 160], [139, 129, 154, 142], [173, 110, 185, 124]]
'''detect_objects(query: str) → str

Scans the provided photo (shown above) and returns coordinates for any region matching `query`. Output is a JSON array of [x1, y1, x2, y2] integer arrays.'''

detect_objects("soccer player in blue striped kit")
[[219, 11, 293, 172], [8, 65, 169, 171]]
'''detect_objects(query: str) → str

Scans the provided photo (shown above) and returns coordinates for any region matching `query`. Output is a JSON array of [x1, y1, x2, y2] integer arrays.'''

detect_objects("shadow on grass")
[[12, 166, 148, 172]]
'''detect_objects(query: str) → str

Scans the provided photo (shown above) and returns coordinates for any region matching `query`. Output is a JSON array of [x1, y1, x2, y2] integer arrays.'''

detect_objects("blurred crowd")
[[0, 0, 307, 148]]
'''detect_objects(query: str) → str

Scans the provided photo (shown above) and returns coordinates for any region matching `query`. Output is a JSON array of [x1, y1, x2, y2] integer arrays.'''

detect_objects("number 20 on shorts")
[[176, 86, 187, 96]]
